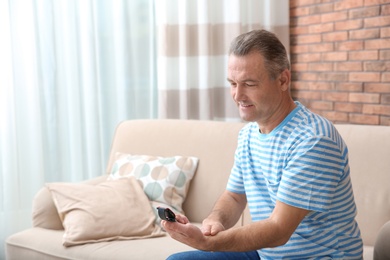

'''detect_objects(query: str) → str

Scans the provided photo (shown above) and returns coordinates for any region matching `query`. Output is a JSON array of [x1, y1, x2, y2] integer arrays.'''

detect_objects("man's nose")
[[234, 85, 245, 100]]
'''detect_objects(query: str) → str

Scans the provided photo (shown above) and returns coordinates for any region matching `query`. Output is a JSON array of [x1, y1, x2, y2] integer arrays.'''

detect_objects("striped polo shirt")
[[227, 102, 363, 259]]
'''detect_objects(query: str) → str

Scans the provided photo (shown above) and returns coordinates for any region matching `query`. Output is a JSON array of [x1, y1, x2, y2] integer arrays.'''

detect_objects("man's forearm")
[[204, 190, 247, 230], [203, 200, 309, 252], [204, 218, 285, 252]]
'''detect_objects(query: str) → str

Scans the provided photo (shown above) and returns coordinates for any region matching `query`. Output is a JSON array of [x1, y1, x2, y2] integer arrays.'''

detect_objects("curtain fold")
[[0, 0, 156, 257], [156, 0, 290, 121]]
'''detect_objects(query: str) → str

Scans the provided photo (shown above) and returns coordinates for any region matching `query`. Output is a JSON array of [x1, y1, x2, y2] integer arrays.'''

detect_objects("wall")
[[290, 0, 390, 125]]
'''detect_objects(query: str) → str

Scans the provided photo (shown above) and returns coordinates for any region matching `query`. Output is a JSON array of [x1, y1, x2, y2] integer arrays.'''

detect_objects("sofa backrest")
[[335, 124, 390, 246], [106, 119, 245, 223], [106, 120, 390, 246]]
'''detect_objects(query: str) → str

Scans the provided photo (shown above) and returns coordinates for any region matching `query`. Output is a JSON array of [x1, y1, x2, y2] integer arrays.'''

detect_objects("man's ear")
[[279, 69, 291, 91]]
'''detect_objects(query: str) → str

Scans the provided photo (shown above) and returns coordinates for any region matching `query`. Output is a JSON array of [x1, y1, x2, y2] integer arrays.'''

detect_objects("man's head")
[[229, 29, 290, 80], [227, 29, 294, 132]]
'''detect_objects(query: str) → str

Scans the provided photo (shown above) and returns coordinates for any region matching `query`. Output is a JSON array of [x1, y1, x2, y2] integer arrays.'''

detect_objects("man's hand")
[[162, 200, 309, 252], [201, 218, 225, 236], [161, 218, 211, 251]]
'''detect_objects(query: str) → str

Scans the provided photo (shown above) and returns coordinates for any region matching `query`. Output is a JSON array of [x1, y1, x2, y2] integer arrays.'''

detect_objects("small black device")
[[157, 207, 176, 222]]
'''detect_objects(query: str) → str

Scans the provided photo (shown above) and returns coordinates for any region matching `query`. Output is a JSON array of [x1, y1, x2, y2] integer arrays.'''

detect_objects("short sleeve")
[[277, 136, 345, 212]]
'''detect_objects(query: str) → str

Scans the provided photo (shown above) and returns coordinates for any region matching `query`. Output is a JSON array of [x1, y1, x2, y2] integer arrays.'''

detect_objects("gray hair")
[[229, 29, 290, 80]]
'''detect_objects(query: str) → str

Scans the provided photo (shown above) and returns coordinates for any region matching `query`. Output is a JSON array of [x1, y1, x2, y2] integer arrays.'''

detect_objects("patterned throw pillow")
[[108, 153, 199, 218]]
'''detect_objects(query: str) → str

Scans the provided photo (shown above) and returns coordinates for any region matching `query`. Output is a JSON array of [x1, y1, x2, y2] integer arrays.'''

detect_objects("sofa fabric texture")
[[5, 120, 390, 260]]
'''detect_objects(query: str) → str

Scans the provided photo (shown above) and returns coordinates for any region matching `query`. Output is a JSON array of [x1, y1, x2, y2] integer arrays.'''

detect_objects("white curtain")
[[156, 0, 289, 121], [1, 0, 290, 257], [0, 0, 156, 257]]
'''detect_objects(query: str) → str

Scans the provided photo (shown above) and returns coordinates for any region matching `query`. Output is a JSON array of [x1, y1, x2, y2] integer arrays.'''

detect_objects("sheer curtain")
[[1, 0, 290, 257], [156, 0, 290, 121], [0, 0, 156, 257]]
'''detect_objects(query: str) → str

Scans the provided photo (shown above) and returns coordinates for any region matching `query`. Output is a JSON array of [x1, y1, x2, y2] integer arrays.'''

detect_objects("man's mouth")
[[239, 103, 253, 108]]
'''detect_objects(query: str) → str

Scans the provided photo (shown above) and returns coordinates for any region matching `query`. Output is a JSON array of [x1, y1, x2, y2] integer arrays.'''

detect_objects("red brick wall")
[[290, 0, 390, 125]]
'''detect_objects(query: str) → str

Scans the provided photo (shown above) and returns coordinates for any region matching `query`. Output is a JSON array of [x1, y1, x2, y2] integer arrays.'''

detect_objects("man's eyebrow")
[[227, 78, 258, 83]]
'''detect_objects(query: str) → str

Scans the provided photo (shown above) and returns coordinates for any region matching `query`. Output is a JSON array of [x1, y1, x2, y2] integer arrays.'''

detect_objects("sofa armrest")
[[374, 220, 390, 260], [32, 175, 108, 229], [32, 185, 63, 229]]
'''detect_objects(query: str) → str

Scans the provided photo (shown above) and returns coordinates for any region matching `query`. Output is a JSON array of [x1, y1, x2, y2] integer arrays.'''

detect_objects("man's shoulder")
[[286, 109, 349, 157], [293, 105, 339, 139]]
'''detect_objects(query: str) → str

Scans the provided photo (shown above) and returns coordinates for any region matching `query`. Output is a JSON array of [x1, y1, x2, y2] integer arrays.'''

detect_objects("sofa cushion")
[[46, 177, 163, 246], [108, 153, 198, 217], [335, 124, 390, 247]]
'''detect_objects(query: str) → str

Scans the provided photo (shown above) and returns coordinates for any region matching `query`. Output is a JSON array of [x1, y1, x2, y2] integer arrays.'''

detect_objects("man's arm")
[[162, 200, 309, 252], [209, 200, 310, 251], [201, 190, 247, 236]]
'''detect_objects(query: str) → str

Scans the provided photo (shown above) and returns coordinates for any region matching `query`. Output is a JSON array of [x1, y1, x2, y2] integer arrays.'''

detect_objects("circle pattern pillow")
[[108, 153, 199, 217]]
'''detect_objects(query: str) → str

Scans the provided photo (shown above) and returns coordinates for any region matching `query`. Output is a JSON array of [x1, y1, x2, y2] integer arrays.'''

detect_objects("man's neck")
[[258, 100, 296, 134]]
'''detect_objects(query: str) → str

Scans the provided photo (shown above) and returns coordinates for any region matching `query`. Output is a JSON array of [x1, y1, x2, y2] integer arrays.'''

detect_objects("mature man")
[[163, 29, 363, 259]]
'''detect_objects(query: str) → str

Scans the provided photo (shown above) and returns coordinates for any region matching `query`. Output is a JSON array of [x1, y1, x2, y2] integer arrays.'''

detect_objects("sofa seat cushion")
[[6, 227, 196, 260], [6, 227, 375, 260]]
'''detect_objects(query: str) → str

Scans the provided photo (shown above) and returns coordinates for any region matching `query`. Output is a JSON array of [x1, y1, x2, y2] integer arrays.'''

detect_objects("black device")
[[157, 207, 176, 222]]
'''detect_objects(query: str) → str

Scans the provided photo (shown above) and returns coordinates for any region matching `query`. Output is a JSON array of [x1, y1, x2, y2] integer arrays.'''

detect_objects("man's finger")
[[201, 225, 212, 236]]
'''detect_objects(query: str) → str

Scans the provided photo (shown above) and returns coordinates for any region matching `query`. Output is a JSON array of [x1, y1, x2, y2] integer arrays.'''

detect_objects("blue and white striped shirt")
[[227, 102, 363, 259]]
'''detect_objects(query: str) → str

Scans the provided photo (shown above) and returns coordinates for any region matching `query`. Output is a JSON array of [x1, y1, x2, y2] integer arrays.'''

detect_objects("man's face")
[[227, 52, 285, 125]]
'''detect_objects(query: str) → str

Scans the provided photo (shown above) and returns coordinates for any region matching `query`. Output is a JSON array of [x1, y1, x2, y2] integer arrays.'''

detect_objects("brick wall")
[[290, 0, 390, 125]]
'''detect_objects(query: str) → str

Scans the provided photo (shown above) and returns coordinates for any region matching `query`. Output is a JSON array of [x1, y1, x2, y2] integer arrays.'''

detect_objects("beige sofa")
[[5, 119, 390, 260]]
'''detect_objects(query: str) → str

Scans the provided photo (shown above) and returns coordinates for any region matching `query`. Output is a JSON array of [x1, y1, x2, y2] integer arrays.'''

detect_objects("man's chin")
[[239, 113, 256, 123]]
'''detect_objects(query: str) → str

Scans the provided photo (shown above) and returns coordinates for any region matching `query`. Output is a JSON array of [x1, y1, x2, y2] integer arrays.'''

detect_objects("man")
[[162, 29, 363, 259]]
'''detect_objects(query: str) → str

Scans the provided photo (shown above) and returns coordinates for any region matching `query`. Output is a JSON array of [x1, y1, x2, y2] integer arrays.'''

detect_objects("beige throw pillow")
[[47, 177, 164, 247]]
